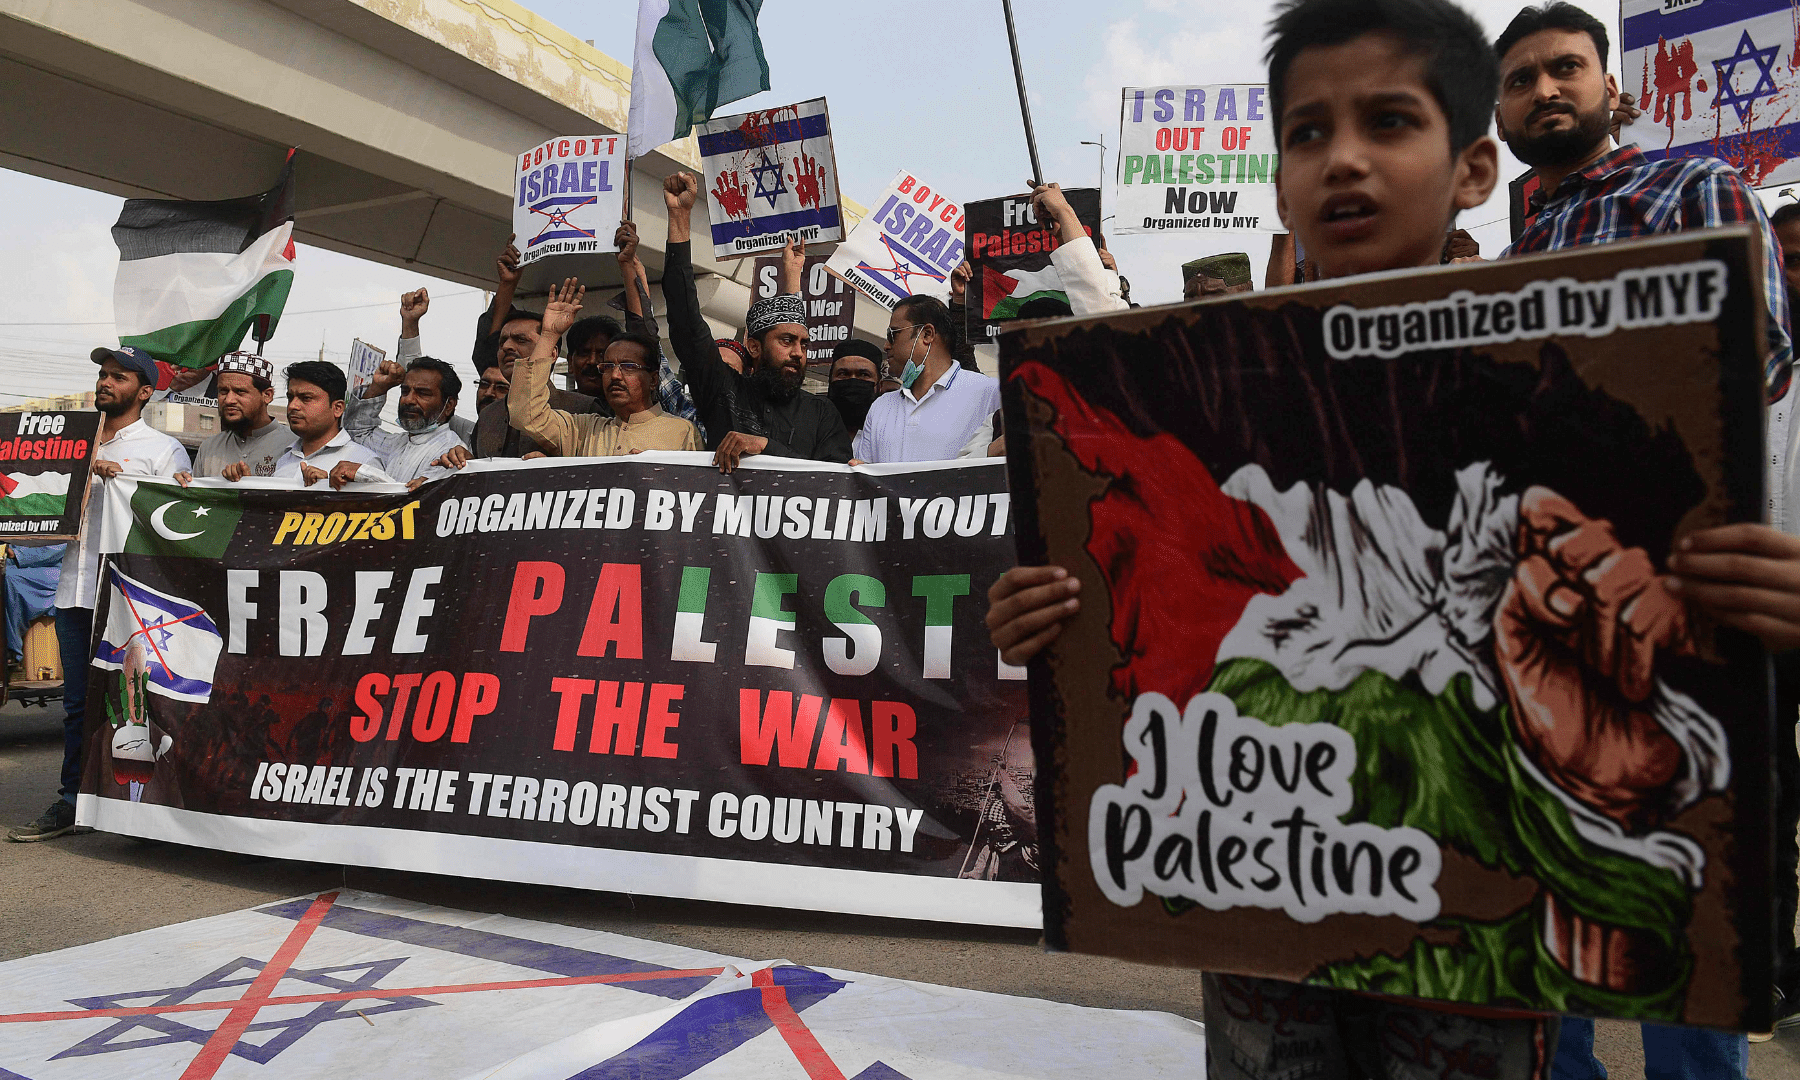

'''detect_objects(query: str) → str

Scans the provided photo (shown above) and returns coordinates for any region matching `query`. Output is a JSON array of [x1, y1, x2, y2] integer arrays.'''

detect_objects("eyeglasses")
[[885, 323, 923, 344], [596, 362, 647, 374]]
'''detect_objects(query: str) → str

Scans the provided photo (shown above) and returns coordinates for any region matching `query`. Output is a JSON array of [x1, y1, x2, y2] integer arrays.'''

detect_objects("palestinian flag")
[[0, 472, 69, 518], [627, 0, 769, 158], [982, 263, 1068, 320], [111, 154, 296, 368]]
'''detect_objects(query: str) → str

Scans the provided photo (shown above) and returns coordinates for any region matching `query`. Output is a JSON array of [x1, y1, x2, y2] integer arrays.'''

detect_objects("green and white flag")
[[0, 471, 69, 518], [627, 0, 770, 158], [110, 156, 296, 368]]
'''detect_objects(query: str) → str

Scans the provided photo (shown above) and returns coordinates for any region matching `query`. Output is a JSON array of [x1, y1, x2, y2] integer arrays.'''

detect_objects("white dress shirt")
[[853, 362, 1001, 463], [273, 429, 396, 483], [57, 418, 191, 610]]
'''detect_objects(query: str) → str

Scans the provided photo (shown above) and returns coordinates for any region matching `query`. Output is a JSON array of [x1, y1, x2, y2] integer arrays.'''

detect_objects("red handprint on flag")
[[789, 150, 824, 209], [713, 170, 751, 220]]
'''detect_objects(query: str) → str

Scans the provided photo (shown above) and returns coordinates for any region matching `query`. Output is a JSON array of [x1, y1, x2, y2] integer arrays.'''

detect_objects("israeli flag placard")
[[698, 96, 844, 260], [94, 566, 223, 703], [1621, 0, 1800, 185]]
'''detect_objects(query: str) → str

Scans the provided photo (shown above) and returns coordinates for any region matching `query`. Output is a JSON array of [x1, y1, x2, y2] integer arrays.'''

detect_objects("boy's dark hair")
[[1494, 2, 1608, 71], [1772, 202, 1800, 229], [283, 360, 346, 403], [568, 315, 625, 358], [603, 331, 662, 367], [408, 357, 462, 401], [1266, 0, 1499, 154], [894, 294, 955, 346]]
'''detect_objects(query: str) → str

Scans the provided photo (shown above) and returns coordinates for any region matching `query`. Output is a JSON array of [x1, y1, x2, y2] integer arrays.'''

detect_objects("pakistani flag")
[[94, 567, 223, 703], [0, 472, 69, 517], [627, 0, 770, 158], [121, 483, 244, 560], [982, 263, 1067, 321], [111, 155, 296, 368]]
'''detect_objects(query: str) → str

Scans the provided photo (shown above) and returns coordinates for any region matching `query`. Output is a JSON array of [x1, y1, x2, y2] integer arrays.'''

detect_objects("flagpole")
[[1000, 0, 1043, 186]]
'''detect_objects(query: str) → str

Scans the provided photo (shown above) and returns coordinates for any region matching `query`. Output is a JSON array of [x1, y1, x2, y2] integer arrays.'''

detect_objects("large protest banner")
[[1622, 0, 1800, 185], [699, 98, 844, 260], [964, 188, 1101, 345], [752, 252, 859, 373], [0, 410, 100, 540], [825, 170, 963, 310], [1115, 85, 1280, 235], [1003, 230, 1774, 1027], [512, 135, 626, 292], [76, 456, 1035, 926]]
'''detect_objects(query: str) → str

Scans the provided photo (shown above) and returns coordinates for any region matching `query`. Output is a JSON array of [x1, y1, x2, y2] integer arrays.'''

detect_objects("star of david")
[[1712, 29, 1781, 125], [749, 152, 788, 208], [52, 955, 434, 1065]]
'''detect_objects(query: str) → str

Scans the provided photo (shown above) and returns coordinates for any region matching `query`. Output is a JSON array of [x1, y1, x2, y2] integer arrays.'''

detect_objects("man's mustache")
[[397, 404, 423, 419], [1528, 102, 1576, 125]]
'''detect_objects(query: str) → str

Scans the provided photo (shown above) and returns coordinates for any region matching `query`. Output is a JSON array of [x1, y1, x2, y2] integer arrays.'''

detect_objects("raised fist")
[[663, 172, 698, 212], [1495, 487, 1694, 833]]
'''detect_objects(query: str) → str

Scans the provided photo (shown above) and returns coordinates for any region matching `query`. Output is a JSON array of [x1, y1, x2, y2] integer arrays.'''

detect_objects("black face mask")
[[829, 378, 878, 430]]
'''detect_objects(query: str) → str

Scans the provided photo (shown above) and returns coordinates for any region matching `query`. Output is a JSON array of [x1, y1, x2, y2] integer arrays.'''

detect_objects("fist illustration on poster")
[[1495, 487, 1693, 833]]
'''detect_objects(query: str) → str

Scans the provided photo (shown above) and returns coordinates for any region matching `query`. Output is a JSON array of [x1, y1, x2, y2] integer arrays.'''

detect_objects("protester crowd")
[[15, 0, 1800, 1075]]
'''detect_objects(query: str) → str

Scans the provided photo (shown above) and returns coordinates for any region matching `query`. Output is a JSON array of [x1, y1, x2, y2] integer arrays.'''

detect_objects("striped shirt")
[[1503, 144, 1796, 529]]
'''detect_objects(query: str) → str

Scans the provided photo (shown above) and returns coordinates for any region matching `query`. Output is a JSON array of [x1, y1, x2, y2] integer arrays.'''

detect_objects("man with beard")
[[511, 278, 703, 455], [1495, 3, 1793, 519], [342, 354, 466, 484], [657, 172, 851, 471], [177, 353, 294, 482], [7, 346, 189, 843]]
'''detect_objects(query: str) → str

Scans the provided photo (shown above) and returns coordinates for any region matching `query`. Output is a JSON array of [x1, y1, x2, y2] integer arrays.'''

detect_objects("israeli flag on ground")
[[94, 567, 223, 703]]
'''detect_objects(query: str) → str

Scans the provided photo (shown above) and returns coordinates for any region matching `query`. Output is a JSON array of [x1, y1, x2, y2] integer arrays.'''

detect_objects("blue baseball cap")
[[90, 345, 162, 387]]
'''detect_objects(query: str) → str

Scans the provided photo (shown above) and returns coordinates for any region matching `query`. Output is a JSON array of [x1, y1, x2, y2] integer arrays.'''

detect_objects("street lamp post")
[[1078, 138, 1108, 190]]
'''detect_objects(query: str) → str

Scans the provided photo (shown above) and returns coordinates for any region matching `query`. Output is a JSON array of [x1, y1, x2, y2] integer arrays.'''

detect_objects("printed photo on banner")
[[1115, 84, 1279, 235], [824, 170, 963, 310], [512, 135, 626, 270], [965, 188, 1101, 342], [77, 459, 1035, 927], [1621, 0, 1800, 185], [751, 252, 858, 370], [0, 410, 99, 540], [699, 97, 843, 260], [1003, 230, 1775, 1030]]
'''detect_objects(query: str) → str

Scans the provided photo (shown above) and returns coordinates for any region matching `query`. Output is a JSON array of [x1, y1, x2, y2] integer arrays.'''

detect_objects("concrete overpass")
[[0, 0, 882, 344]]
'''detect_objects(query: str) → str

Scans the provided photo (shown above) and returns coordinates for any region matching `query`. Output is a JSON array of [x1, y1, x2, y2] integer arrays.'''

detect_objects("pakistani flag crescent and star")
[[110, 153, 296, 368], [119, 481, 244, 561], [627, 0, 770, 158]]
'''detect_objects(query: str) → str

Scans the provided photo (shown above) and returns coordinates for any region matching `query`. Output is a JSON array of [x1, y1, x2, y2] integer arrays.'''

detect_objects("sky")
[[5, 0, 1787, 415]]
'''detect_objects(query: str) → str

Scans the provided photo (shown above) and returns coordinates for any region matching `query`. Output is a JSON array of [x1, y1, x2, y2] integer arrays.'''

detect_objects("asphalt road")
[[2, 697, 1797, 1077]]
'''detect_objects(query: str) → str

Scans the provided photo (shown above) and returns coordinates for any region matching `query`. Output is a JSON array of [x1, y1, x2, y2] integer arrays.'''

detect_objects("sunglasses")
[[597, 362, 647, 374], [885, 323, 923, 344]]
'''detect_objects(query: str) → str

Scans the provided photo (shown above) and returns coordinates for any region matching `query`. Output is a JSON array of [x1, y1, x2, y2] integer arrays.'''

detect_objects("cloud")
[[1079, 15, 1266, 131]]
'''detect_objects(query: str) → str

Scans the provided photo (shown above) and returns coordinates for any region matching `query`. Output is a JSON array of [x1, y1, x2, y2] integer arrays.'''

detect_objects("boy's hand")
[[986, 565, 1081, 666], [1668, 524, 1800, 651], [540, 277, 586, 339]]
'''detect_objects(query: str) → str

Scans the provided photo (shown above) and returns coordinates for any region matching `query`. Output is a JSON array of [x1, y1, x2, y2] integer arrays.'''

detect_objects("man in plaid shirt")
[[1496, 5, 1799, 1074], [1496, 3, 1794, 534]]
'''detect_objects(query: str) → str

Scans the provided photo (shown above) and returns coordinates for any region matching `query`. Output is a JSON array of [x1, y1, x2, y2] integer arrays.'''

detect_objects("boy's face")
[[1275, 33, 1496, 279]]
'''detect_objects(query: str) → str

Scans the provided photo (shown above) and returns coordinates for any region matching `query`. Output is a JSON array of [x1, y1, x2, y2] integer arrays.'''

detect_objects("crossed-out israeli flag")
[[94, 567, 223, 703]]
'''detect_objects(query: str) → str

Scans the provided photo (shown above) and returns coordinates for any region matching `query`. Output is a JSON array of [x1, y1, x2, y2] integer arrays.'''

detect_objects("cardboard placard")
[[0, 410, 102, 540], [1003, 231, 1773, 1029], [824, 170, 964, 310], [699, 97, 844, 260], [965, 188, 1101, 344], [750, 253, 859, 367], [1114, 84, 1280, 235], [512, 135, 627, 293]]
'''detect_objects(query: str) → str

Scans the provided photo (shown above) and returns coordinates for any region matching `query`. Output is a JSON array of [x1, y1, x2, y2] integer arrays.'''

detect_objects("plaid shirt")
[[1503, 144, 1796, 529]]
